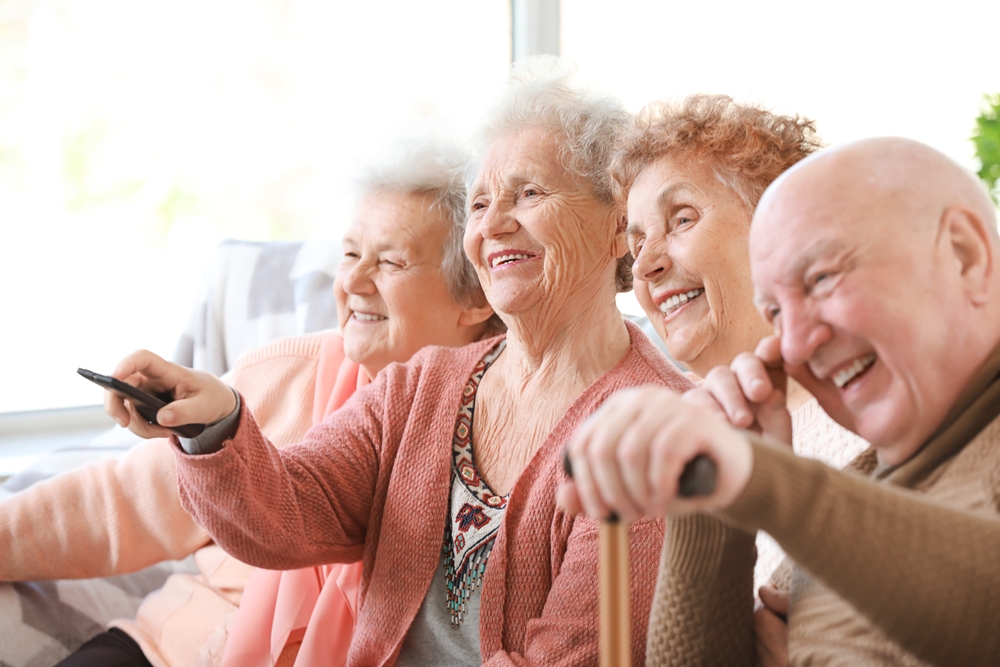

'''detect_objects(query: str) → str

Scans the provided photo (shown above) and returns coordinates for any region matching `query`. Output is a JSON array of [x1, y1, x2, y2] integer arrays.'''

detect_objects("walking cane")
[[564, 453, 717, 667]]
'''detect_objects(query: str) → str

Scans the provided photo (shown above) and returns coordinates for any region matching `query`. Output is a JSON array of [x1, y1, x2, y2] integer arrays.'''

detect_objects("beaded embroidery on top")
[[444, 339, 507, 627]]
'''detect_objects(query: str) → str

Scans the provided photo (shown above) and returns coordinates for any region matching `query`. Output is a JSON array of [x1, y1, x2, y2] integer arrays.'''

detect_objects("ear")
[[612, 212, 629, 260], [458, 299, 496, 328], [941, 205, 994, 306]]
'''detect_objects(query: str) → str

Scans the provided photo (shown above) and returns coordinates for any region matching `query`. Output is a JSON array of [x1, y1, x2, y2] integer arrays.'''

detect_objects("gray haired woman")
[[103, 57, 690, 666]]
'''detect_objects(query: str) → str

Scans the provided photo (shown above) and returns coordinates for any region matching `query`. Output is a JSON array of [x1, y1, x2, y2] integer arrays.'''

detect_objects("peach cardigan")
[[0, 331, 345, 667]]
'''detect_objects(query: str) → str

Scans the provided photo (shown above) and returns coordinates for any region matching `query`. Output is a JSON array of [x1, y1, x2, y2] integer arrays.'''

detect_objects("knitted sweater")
[[0, 331, 343, 667], [647, 341, 1000, 667], [173, 322, 692, 667]]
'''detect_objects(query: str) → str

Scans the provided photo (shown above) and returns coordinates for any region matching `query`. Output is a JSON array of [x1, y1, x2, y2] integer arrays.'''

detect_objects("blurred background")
[[1, 0, 998, 415]]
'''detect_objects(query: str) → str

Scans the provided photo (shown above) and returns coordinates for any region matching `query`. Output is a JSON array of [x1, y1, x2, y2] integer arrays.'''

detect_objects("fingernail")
[[158, 409, 173, 425]]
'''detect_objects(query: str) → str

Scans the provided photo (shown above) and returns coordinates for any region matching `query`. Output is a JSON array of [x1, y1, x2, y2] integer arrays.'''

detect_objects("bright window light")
[[0, 0, 510, 413]]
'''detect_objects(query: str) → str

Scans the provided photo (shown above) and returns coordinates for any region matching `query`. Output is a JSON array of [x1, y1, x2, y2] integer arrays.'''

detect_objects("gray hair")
[[471, 55, 634, 291], [355, 134, 505, 335]]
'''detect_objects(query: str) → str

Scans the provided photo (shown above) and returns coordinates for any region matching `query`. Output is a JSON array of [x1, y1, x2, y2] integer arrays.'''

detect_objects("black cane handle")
[[562, 450, 717, 498]]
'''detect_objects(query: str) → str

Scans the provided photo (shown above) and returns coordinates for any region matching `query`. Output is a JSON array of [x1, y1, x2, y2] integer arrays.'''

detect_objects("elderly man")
[[561, 137, 1000, 666]]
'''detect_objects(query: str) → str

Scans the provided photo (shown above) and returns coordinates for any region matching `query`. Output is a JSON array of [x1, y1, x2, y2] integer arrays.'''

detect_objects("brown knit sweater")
[[647, 341, 1000, 667]]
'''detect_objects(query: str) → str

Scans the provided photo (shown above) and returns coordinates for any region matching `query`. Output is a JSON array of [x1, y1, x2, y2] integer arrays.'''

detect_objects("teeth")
[[832, 353, 876, 388], [491, 253, 531, 268], [353, 312, 387, 321], [658, 288, 705, 315]]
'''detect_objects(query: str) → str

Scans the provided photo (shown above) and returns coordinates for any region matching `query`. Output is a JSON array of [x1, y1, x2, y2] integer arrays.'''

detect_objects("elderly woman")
[[560, 95, 869, 666], [2, 137, 500, 667], [102, 58, 689, 666]]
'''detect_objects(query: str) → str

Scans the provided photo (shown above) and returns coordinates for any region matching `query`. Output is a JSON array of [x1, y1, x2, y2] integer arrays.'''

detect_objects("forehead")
[[749, 192, 855, 294], [471, 127, 569, 194], [345, 190, 446, 250], [625, 157, 739, 232]]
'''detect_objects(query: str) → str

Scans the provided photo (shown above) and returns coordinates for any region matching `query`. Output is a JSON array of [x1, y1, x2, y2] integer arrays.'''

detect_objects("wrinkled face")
[[335, 190, 471, 377], [750, 183, 965, 464], [465, 127, 621, 319], [627, 158, 769, 376]]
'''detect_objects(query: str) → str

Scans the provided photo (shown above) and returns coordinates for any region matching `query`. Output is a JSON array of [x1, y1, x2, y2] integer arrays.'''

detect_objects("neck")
[[497, 290, 631, 394]]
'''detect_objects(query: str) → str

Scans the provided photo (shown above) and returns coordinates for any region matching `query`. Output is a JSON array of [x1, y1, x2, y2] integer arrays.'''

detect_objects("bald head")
[[756, 136, 997, 242], [749, 137, 1000, 464]]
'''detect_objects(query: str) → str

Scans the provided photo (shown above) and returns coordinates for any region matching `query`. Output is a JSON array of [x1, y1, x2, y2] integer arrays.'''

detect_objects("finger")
[[587, 402, 647, 522], [700, 366, 755, 428], [730, 352, 775, 404], [123, 399, 174, 439], [754, 335, 784, 368], [104, 389, 131, 428], [555, 481, 583, 515], [681, 387, 728, 419], [615, 396, 676, 517], [112, 350, 179, 391], [753, 607, 790, 667], [566, 403, 618, 520], [156, 385, 236, 428], [759, 585, 791, 615]]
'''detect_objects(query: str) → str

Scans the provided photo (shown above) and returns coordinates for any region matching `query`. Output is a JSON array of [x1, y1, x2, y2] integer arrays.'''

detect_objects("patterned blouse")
[[443, 339, 507, 627]]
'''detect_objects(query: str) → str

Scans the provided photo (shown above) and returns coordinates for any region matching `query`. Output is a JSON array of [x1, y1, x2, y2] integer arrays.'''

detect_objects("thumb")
[[157, 385, 236, 427], [759, 585, 790, 615]]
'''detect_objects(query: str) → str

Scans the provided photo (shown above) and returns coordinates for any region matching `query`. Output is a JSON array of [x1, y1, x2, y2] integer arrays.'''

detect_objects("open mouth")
[[489, 251, 536, 269], [658, 288, 705, 316], [352, 312, 387, 322], [832, 352, 876, 389]]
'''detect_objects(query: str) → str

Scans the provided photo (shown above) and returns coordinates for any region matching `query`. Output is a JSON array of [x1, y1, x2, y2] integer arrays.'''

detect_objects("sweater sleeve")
[[0, 439, 211, 580], [645, 515, 756, 667], [0, 333, 327, 582], [481, 517, 664, 667], [723, 438, 1000, 667], [173, 379, 390, 570]]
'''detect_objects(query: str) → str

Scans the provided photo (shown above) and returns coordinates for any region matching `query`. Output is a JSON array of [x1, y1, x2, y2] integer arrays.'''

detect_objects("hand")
[[556, 386, 753, 523], [682, 336, 793, 446], [104, 349, 236, 439], [754, 585, 790, 667]]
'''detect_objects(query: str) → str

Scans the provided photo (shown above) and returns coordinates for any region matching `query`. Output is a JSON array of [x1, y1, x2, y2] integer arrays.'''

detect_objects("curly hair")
[[609, 95, 823, 215]]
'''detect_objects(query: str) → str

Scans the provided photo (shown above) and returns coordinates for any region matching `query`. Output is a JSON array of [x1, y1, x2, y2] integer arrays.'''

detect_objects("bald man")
[[559, 137, 1000, 666]]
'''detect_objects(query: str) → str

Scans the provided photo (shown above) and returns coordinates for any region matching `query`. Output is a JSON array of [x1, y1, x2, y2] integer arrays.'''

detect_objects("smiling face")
[[626, 158, 771, 376], [750, 155, 974, 464], [465, 127, 624, 322], [335, 190, 484, 377]]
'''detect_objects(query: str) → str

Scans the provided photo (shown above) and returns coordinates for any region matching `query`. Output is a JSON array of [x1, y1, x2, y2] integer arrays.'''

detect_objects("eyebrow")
[[752, 237, 852, 308]]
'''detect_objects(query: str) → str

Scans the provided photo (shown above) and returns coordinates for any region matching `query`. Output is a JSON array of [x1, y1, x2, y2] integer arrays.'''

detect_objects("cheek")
[[334, 274, 349, 329]]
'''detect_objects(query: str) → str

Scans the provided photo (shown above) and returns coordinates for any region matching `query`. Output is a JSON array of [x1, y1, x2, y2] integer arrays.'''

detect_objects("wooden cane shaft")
[[599, 521, 631, 667]]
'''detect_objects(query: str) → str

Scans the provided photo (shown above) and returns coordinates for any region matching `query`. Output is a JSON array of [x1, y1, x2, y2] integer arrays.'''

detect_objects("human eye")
[[470, 197, 489, 214], [628, 235, 645, 257], [670, 207, 699, 231]]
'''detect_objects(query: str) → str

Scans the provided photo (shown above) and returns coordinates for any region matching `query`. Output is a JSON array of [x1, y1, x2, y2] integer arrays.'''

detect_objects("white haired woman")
[[7, 136, 498, 667], [101, 58, 690, 666]]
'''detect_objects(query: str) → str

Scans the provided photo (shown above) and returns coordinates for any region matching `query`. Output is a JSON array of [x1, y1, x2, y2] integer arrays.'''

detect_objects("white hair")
[[354, 133, 488, 315], [472, 55, 631, 205], [470, 56, 634, 291]]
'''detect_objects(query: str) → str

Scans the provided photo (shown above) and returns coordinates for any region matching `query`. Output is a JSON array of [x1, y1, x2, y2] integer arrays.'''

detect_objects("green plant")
[[972, 94, 1000, 204]]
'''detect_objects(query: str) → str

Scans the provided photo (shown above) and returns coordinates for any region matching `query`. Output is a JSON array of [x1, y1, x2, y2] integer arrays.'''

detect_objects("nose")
[[478, 198, 519, 239], [340, 258, 377, 296], [777, 299, 832, 367], [631, 236, 672, 283]]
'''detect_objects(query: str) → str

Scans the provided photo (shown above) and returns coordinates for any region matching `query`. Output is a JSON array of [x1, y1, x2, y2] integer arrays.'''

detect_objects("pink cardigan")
[[174, 322, 692, 666]]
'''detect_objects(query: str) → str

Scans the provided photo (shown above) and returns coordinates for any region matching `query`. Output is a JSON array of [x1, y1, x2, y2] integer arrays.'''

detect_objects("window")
[[0, 0, 510, 412]]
